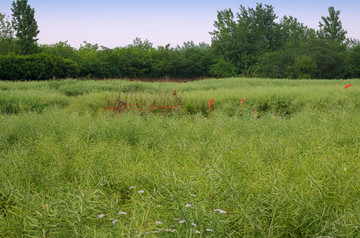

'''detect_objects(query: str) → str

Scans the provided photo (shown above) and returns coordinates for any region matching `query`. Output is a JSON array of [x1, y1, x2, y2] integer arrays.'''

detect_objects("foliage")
[[11, 0, 39, 54], [346, 45, 360, 78], [0, 53, 79, 80], [318, 6, 347, 44], [0, 3, 359, 80], [294, 55, 317, 79], [0, 13, 18, 55], [209, 58, 237, 78], [210, 3, 279, 75]]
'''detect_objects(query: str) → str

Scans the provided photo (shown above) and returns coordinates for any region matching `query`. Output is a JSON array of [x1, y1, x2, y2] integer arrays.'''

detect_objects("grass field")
[[0, 78, 359, 237]]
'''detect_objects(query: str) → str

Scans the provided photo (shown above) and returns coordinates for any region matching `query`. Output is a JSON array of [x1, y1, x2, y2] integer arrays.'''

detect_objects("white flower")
[[112, 219, 119, 224], [206, 228, 213, 232], [191, 222, 197, 227], [98, 214, 105, 218], [185, 203, 192, 207], [156, 205, 162, 208], [190, 194, 196, 197], [129, 186, 136, 189], [156, 221, 163, 225], [118, 211, 127, 215], [138, 190, 145, 194], [214, 209, 227, 214], [130, 217, 136, 220], [195, 230, 200, 234], [179, 220, 186, 224]]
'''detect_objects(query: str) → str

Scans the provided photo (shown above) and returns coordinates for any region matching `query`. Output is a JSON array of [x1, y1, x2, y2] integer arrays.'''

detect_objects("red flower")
[[209, 99, 214, 109], [240, 99, 244, 104]]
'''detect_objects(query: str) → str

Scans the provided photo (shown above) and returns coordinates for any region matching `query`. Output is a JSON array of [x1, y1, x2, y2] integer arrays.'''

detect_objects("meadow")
[[0, 78, 360, 237]]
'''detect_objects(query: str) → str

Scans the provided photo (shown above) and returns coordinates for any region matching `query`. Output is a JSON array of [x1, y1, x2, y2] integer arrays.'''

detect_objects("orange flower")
[[209, 99, 214, 109]]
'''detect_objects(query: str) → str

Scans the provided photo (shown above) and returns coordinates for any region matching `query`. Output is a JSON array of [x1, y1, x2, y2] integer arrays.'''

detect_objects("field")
[[1, 78, 360, 237]]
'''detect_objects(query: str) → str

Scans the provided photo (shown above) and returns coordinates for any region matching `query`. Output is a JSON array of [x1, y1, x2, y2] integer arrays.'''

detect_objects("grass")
[[0, 78, 360, 237]]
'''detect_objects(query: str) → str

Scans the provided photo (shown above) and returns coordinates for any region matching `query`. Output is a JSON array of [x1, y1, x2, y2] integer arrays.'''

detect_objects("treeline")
[[1, 1, 360, 80]]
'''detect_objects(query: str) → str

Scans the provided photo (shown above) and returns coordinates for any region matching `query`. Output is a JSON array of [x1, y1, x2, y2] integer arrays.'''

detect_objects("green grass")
[[0, 78, 360, 237]]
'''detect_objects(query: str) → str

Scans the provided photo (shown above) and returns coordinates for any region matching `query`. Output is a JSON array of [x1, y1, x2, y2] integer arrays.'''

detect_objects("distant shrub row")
[[0, 53, 79, 81]]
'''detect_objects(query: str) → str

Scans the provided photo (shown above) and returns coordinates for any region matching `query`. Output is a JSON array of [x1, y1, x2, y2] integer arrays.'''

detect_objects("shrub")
[[0, 53, 79, 80]]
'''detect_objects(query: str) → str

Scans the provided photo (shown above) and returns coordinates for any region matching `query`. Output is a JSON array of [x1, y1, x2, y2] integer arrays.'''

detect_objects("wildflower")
[[344, 84, 352, 89], [240, 99, 244, 104], [118, 211, 127, 215], [206, 228, 213, 232], [190, 194, 196, 197], [129, 186, 136, 189], [185, 203, 192, 207], [214, 209, 227, 214], [156, 205, 162, 208], [156, 221, 163, 225], [195, 230, 201, 234], [98, 214, 105, 218], [191, 222, 197, 227], [138, 190, 145, 194], [112, 219, 119, 224], [179, 220, 186, 224], [209, 99, 214, 109]]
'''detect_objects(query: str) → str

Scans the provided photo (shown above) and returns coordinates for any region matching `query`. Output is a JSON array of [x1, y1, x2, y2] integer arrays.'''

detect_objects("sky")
[[1, 0, 359, 48]]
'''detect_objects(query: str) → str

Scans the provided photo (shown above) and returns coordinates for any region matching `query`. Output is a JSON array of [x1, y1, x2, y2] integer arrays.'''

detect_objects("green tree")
[[318, 6, 347, 44], [279, 16, 316, 48], [11, 0, 39, 54], [294, 55, 317, 79], [210, 58, 237, 78], [0, 13, 18, 54], [0, 13, 14, 39], [345, 45, 360, 78], [210, 3, 279, 76], [305, 39, 346, 79], [40, 41, 77, 61]]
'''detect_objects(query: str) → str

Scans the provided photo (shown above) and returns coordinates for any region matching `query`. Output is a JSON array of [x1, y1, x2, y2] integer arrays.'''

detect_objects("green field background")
[[1, 78, 360, 237]]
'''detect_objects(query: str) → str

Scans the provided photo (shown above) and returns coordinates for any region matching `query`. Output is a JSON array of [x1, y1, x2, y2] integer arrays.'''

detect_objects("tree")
[[0, 13, 14, 39], [279, 16, 316, 48], [0, 13, 17, 54], [318, 6, 347, 44], [11, 0, 39, 54], [210, 58, 237, 78], [345, 45, 360, 78], [210, 3, 280, 76], [305, 39, 346, 79], [294, 55, 317, 79]]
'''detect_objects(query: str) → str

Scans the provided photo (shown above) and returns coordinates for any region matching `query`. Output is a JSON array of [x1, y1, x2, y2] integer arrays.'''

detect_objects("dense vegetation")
[[1, 78, 360, 237], [1, 1, 360, 80]]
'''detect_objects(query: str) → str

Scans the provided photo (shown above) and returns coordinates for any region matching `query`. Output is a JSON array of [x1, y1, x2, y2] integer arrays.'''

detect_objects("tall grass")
[[0, 78, 359, 237]]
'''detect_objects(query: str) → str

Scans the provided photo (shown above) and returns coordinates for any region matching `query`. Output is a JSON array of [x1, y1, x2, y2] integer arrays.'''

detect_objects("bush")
[[0, 53, 79, 81], [210, 58, 237, 78]]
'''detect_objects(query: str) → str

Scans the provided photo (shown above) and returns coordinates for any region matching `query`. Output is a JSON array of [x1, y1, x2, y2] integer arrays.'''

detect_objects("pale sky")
[[1, 0, 359, 48]]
